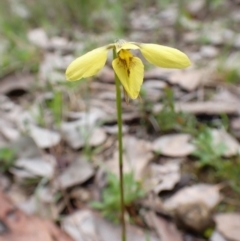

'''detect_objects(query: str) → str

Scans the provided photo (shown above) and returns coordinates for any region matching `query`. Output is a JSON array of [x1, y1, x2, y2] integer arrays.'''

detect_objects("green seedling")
[[193, 127, 226, 168], [91, 172, 144, 222], [0, 147, 16, 172], [155, 89, 197, 133], [193, 127, 240, 193], [47, 90, 63, 127]]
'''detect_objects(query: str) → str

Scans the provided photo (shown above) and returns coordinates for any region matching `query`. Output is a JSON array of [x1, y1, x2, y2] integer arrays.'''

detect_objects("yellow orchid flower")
[[66, 39, 191, 100]]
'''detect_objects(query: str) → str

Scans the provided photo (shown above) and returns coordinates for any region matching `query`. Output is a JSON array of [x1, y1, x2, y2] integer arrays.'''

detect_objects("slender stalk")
[[113, 49, 126, 241]]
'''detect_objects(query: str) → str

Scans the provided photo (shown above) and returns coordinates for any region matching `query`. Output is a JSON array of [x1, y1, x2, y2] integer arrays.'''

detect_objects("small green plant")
[[155, 89, 197, 133], [91, 172, 144, 222], [0, 147, 16, 172], [32, 90, 63, 128], [216, 158, 240, 193], [47, 90, 63, 127], [193, 127, 240, 193], [193, 127, 226, 168]]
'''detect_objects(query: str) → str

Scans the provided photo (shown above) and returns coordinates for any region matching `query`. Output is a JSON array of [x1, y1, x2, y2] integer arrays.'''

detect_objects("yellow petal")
[[66, 46, 109, 81], [112, 57, 144, 99], [139, 43, 191, 69], [115, 41, 140, 53]]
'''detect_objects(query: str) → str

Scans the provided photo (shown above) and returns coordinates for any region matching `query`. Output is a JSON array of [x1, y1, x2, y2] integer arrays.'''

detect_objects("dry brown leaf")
[[200, 45, 218, 58], [210, 129, 240, 157], [175, 202, 213, 232], [0, 96, 23, 123], [96, 66, 114, 83], [11, 136, 42, 159], [214, 213, 240, 241], [56, 157, 94, 189], [0, 73, 34, 95], [0, 133, 7, 148], [103, 124, 129, 134], [169, 68, 213, 91], [11, 155, 56, 179], [88, 128, 107, 147], [153, 101, 240, 115], [62, 210, 159, 241], [163, 184, 222, 212], [144, 67, 173, 79], [152, 134, 195, 157], [105, 135, 153, 180], [141, 80, 166, 101], [28, 125, 61, 149], [163, 184, 221, 232], [27, 28, 49, 48], [0, 190, 73, 241], [144, 211, 183, 241], [0, 119, 19, 141], [145, 161, 181, 193], [61, 108, 107, 149], [186, 0, 205, 16], [210, 231, 228, 241]]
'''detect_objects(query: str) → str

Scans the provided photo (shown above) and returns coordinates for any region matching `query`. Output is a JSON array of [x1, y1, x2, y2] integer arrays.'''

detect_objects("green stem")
[[113, 49, 126, 241]]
